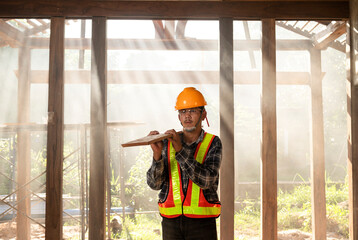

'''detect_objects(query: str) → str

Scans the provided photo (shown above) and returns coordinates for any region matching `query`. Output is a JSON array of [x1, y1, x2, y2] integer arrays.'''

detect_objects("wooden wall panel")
[[45, 17, 65, 240], [89, 17, 107, 240], [261, 19, 277, 240], [219, 17, 234, 240]]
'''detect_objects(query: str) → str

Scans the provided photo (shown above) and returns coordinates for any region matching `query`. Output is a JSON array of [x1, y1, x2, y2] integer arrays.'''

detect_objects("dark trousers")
[[161, 216, 218, 240]]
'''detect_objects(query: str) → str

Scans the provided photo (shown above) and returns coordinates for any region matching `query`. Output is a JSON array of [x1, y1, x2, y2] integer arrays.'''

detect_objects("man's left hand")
[[165, 129, 182, 152]]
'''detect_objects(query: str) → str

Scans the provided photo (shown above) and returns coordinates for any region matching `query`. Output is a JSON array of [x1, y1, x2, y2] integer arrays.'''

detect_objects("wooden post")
[[261, 19, 277, 240], [17, 45, 31, 240], [219, 17, 234, 240], [80, 125, 86, 240], [89, 17, 107, 240], [45, 17, 65, 240], [347, 1, 358, 238], [309, 48, 327, 240]]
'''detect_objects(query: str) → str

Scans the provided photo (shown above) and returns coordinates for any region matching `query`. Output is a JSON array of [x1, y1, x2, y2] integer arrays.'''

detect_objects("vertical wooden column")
[[309, 49, 327, 240], [219, 17, 234, 240], [17, 45, 31, 240], [347, 1, 358, 238], [89, 17, 107, 240], [45, 17, 65, 240], [261, 19, 277, 240]]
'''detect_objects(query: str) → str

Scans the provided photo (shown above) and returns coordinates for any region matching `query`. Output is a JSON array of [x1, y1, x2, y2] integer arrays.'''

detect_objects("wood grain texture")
[[0, 0, 348, 19], [219, 17, 234, 240], [89, 17, 107, 240], [347, 3, 358, 238], [17, 46, 31, 240], [122, 133, 172, 147], [261, 19, 277, 240], [45, 17, 65, 240], [309, 49, 327, 240]]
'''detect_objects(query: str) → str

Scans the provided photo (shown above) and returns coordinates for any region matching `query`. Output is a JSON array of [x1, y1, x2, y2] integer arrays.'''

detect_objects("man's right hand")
[[148, 130, 163, 161]]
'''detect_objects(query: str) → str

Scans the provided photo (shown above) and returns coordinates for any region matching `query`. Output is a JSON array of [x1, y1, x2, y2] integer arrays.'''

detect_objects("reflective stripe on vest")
[[158, 132, 221, 218]]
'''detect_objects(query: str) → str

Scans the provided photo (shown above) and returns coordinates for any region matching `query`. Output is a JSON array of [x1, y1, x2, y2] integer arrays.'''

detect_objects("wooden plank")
[[28, 38, 313, 50], [45, 17, 65, 240], [89, 16, 107, 240], [122, 133, 172, 147], [309, 48, 327, 240], [0, 19, 24, 47], [26, 70, 313, 85], [312, 21, 346, 49], [17, 45, 31, 240], [261, 18, 277, 240], [0, 0, 349, 19], [347, 3, 358, 238], [219, 17, 234, 240]]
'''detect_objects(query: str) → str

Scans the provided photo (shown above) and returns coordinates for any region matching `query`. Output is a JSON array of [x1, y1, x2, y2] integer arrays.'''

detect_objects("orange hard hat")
[[175, 87, 207, 110]]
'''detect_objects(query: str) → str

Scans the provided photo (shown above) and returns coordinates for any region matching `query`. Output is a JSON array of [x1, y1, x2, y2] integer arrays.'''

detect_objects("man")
[[147, 87, 222, 240]]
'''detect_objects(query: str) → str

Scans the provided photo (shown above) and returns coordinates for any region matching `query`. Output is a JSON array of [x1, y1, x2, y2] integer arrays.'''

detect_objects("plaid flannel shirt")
[[146, 129, 222, 204]]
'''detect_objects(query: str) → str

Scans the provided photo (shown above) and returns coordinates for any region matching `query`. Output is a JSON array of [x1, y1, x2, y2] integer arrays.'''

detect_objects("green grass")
[[64, 180, 349, 239], [234, 180, 349, 239]]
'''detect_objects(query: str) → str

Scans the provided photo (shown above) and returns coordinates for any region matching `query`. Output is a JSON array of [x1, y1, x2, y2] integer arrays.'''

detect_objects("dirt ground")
[[234, 229, 347, 240], [0, 222, 349, 240], [0, 222, 81, 240]]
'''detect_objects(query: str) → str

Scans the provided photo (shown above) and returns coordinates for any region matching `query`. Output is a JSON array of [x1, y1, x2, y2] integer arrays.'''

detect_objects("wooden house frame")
[[0, 0, 356, 240]]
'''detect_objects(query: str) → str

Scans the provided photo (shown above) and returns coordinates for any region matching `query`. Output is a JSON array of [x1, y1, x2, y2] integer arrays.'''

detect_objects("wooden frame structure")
[[0, 1, 356, 240]]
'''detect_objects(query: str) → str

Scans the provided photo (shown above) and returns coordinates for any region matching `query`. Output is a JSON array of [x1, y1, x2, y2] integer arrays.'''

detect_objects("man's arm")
[[175, 136, 222, 189], [146, 145, 167, 190]]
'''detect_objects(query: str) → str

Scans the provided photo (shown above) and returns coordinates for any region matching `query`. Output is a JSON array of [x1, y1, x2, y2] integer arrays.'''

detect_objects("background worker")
[[146, 87, 222, 240]]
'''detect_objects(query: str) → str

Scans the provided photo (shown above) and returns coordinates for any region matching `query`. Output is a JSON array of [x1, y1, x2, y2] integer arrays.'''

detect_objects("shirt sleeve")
[[175, 136, 222, 190], [146, 147, 167, 190]]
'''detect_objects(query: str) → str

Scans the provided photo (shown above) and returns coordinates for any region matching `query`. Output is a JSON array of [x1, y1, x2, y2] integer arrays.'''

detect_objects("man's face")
[[178, 107, 203, 130]]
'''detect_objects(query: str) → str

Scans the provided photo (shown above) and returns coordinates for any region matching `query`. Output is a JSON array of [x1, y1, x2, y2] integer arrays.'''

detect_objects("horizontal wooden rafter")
[[27, 38, 313, 50], [19, 70, 319, 85], [0, 0, 348, 20]]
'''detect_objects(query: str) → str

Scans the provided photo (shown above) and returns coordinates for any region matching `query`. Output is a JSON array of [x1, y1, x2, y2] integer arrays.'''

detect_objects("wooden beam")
[[17, 45, 31, 240], [25, 70, 314, 85], [261, 18, 277, 240], [312, 21, 346, 49], [89, 17, 107, 240], [309, 48, 327, 240], [347, 2, 358, 238], [24, 22, 51, 36], [175, 20, 187, 39], [0, 0, 349, 20], [45, 17, 65, 240], [0, 19, 24, 47], [27, 38, 314, 51], [219, 17, 234, 240], [243, 21, 257, 68]]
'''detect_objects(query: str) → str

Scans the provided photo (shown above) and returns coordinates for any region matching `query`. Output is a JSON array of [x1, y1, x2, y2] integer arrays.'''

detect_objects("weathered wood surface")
[[219, 17, 234, 240], [0, 0, 349, 19], [89, 17, 107, 240], [45, 17, 65, 240], [261, 18, 277, 240], [347, 1, 358, 238], [26, 70, 315, 85], [309, 49, 327, 240], [17, 45, 31, 240], [28, 39, 313, 50], [122, 133, 173, 147]]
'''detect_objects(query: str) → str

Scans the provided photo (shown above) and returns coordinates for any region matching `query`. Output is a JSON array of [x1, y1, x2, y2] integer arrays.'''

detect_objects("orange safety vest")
[[158, 132, 221, 218]]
